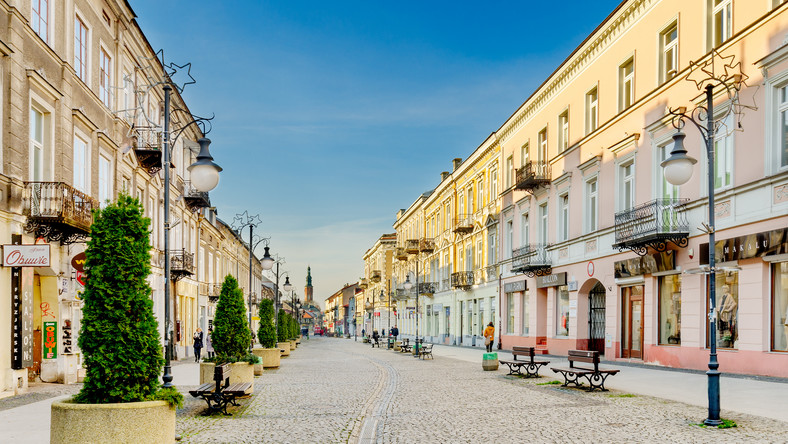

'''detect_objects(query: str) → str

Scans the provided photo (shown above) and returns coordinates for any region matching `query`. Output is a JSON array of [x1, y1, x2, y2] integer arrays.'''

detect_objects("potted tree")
[[253, 299, 280, 369], [277, 309, 291, 356], [50, 194, 181, 444], [201, 275, 258, 389], [289, 314, 298, 350]]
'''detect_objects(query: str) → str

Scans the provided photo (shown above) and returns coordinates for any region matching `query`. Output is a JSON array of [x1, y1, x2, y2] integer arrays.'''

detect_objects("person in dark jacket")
[[391, 325, 399, 340], [193, 328, 204, 362]]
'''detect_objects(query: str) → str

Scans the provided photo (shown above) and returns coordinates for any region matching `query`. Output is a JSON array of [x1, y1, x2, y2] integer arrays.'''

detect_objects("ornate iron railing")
[[453, 215, 473, 234], [359, 278, 369, 289], [183, 181, 210, 212], [419, 238, 435, 253], [486, 264, 499, 281], [511, 244, 552, 277], [613, 198, 690, 256], [416, 282, 437, 295], [23, 182, 99, 244], [370, 270, 381, 282], [395, 247, 409, 261], [440, 278, 450, 292], [405, 239, 420, 254], [170, 249, 195, 276], [451, 271, 474, 289], [515, 161, 551, 192]]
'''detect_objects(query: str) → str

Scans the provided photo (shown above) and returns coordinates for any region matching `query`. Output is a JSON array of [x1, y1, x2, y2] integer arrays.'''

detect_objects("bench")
[[417, 343, 433, 360], [550, 350, 620, 392], [499, 346, 549, 377], [399, 339, 411, 353], [189, 363, 253, 415]]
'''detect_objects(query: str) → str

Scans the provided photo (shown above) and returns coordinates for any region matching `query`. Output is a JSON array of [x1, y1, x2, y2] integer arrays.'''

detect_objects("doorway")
[[622, 286, 644, 359], [588, 283, 606, 355]]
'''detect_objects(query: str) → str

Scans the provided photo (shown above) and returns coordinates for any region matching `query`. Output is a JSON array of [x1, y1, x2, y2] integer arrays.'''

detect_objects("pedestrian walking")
[[362, 328, 366, 339], [372, 329, 380, 347], [193, 328, 204, 362], [391, 325, 399, 340], [381, 328, 386, 337], [483, 322, 495, 353], [205, 327, 214, 359]]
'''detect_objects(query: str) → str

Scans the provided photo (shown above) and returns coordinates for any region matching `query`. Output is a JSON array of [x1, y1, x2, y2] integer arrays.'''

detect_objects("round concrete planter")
[[253, 347, 281, 368], [278, 342, 291, 356], [51, 399, 175, 444], [199, 362, 255, 393]]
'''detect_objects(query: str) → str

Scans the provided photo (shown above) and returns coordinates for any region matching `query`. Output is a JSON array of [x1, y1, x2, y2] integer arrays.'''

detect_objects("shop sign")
[[44, 321, 57, 359], [536, 272, 567, 288], [504, 280, 526, 293], [567, 281, 578, 291], [2, 244, 50, 267], [71, 252, 87, 286], [433, 303, 443, 313], [62, 319, 73, 354], [700, 227, 788, 264], [614, 251, 675, 279], [10, 235, 34, 369]]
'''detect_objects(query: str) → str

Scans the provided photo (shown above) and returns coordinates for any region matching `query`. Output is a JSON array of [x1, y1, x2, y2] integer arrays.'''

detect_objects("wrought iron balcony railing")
[[133, 129, 163, 176], [170, 249, 195, 279], [440, 278, 450, 292], [415, 282, 436, 295], [23, 182, 99, 244], [486, 264, 499, 281], [511, 244, 552, 277], [612, 198, 690, 256], [451, 271, 474, 289], [370, 270, 381, 283], [395, 246, 409, 261], [201, 283, 222, 303], [515, 161, 551, 193], [405, 239, 420, 254], [183, 181, 210, 212], [359, 278, 368, 289], [419, 238, 435, 253], [453, 215, 473, 234]]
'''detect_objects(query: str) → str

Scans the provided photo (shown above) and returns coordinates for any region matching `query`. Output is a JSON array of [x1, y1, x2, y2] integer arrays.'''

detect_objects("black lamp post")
[[661, 50, 750, 426]]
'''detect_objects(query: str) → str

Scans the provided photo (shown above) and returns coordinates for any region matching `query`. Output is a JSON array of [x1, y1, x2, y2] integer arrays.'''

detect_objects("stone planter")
[[199, 362, 255, 393], [51, 399, 175, 444], [253, 347, 281, 369], [482, 352, 499, 371], [289, 339, 297, 350], [278, 342, 291, 356]]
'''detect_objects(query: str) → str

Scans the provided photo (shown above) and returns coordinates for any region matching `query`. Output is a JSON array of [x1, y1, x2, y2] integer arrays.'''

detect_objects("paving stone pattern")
[[176, 338, 788, 443]]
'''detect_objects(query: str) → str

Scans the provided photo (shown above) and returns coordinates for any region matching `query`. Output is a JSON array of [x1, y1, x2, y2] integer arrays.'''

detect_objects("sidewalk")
[[434, 344, 788, 423]]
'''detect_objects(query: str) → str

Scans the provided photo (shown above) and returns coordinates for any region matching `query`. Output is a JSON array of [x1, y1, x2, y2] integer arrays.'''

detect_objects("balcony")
[[133, 129, 163, 176], [23, 182, 99, 244], [370, 270, 381, 283], [451, 271, 474, 289], [183, 181, 211, 212], [359, 278, 368, 289], [511, 244, 552, 277], [405, 239, 420, 254], [415, 282, 437, 295], [515, 161, 551, 193], [419, 238, 435, 253], [612, 198, 690, 256], [200, 283, 222, 303], [486, 264, 499, 282], [170, 249, 195, 280], [453, 215, 473, 235], [395, 246, 409, 261]]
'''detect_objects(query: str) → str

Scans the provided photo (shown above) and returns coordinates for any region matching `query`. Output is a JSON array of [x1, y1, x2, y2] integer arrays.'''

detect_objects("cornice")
[[26, 69, 63, 100]]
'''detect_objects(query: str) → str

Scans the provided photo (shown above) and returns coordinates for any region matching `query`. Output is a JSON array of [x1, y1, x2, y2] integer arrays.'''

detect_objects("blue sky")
[[132, 0, 622, 306]]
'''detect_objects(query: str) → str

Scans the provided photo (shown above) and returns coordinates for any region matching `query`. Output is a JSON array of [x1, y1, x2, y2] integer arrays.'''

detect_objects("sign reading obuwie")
[[2, 244, 50, 267]]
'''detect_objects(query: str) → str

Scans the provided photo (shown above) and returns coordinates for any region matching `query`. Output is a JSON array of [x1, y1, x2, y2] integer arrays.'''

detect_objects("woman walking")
[[193, 327, 204, 362], [205, 326, 214, 359], [483, 322, 495, 353]]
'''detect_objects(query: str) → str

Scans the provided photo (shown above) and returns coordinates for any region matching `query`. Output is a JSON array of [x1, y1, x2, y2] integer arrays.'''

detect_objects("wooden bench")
[[499, 346, 549, 377], [550, 350, 620, 392], [399, 339, 411, 353], [189, 363, 253, 415], [417, 343, 433, 360]]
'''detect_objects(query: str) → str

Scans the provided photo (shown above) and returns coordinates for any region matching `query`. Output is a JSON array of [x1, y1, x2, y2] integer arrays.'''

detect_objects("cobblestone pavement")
[[176, 337, 788, 444]]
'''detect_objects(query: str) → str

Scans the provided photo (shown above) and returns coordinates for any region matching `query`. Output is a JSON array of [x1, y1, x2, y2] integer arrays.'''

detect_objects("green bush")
[[212, 275, 252, 362], [277, 309, 288, 343], [74, 194, 163, 404], [257, 299, 277, 348]]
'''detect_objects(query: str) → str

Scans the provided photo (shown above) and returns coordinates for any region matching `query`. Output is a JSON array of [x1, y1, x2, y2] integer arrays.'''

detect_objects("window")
[[505, 156, 513, 188], [772, 262, 788, 352], [586, 178, 598, 233], [487, 232, 496, 266], [490, 169, 498, 201], [99, 49, 111, 108], [585, 88, 598, 134], [521, 291, 529, 336], [620, 161, 635, 211], [521, 142, 529, 167], [507, 294, 515, 334], [713, 127, 733, 190], [619, 58, 635, 111], [32, 0, 49, 42], [74, 16, 88, 83], [123, 71, 134, 121], [557, 286, 570, 336], [660, 22, 678, 83], [506, 220, 513, 258], [538, 128, 548, 163], [73, 134, 89, 193], [558, 194, 569, 242], [558, 111, 569, 152], [659, 142, 679, 199], [778, 85, 788, 169], [467, 187, 474, 214], [711, 0, 732, 48], [477, 179, 484, 208], [30, 107, 50, 181], [476, 239, 483, 269], [659, 274, 682, 345], [708, 270, 738, 349], [539, 203, 548, 244], [98, 154, 112, 207], [466, 244, 473, 271], [521, 213, 529, 246]]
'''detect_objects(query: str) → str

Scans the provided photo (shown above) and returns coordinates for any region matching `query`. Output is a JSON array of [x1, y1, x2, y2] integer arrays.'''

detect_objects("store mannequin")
[[718, 285, 736, 344]]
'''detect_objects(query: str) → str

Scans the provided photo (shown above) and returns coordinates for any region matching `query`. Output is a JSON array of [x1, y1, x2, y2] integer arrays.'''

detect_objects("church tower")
[[305, 266, 313, 303]]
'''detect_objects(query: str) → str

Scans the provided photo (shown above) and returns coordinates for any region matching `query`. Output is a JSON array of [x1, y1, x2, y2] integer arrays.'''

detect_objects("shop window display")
[[773, 262, 788, 352], [659, 275, 681, 345], [708, 271, 738, 349], [557, 285, 570, 336]]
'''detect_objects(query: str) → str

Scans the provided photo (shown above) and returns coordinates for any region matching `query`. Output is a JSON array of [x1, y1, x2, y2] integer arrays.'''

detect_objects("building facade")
[[359, 233, 396, 336]]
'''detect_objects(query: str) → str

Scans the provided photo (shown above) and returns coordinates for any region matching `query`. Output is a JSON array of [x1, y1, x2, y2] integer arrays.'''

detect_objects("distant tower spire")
[[305, 266, 313, 302]]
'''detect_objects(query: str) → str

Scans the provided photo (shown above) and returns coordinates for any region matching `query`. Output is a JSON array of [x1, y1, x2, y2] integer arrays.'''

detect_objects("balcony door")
[[622, 285, 644, 359]]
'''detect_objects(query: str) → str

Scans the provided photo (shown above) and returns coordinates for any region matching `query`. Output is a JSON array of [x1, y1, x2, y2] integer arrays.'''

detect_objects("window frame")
[[73, 129, 90, 193], [585, 86, 598, 135], [74, 13, 89, 84], [710, 0, 733, 49], [618, 157, 636, 212], [558, 193, 569, 242], [99, 45, 112, 108], [619, 57, 635, 111], [538, 128, 548, 163], [558, 109, 569, 152], [31, 0, 50, 43], [660, 20, 679, 84], [585, 176, 598, 233]]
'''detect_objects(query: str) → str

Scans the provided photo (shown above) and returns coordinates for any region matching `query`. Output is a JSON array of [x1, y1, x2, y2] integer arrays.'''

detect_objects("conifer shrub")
[[257, 299, 277, 348], [277, 309, 288, 343], [212, 275, 252, 362], [74, 194, 164, 404]]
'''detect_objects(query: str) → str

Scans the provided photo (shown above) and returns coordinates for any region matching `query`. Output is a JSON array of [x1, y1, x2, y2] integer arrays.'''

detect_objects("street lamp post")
[[162, 86, 222, 389], [660, 50, 750, 426], [232, 212, 263, 353], [403, 260, 419, 356], [260, 246, 290, 335]]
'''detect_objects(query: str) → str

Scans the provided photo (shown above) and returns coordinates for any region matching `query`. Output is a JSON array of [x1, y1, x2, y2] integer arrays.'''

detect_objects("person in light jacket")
[[205, 327, 214, 359]]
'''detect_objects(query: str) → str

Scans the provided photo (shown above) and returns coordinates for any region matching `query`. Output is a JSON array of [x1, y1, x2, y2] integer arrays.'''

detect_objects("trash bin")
[[482, 352, 498, 371]]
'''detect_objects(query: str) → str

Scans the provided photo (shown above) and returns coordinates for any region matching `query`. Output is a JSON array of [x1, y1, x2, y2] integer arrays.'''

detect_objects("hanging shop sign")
[[700, 227, 788, 264], [10, 235, 34, 369], [536, 272, 567, 288], [504, 280, 526, 293], [614, 251, 675, 279], [2, 244, 50, 267], [44, 321, 57, 359], [62, 319, 73, 354], [71, 252, 87, 286]]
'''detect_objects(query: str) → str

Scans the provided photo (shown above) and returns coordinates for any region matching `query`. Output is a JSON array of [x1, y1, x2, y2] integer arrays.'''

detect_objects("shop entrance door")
[[588, 283, 606, 355], [622, 286, 644, 359]]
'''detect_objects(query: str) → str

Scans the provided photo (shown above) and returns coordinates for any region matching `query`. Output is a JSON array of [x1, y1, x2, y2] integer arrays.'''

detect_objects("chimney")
[[440, 171, 450, 181], [452, 158, 462, 171]]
